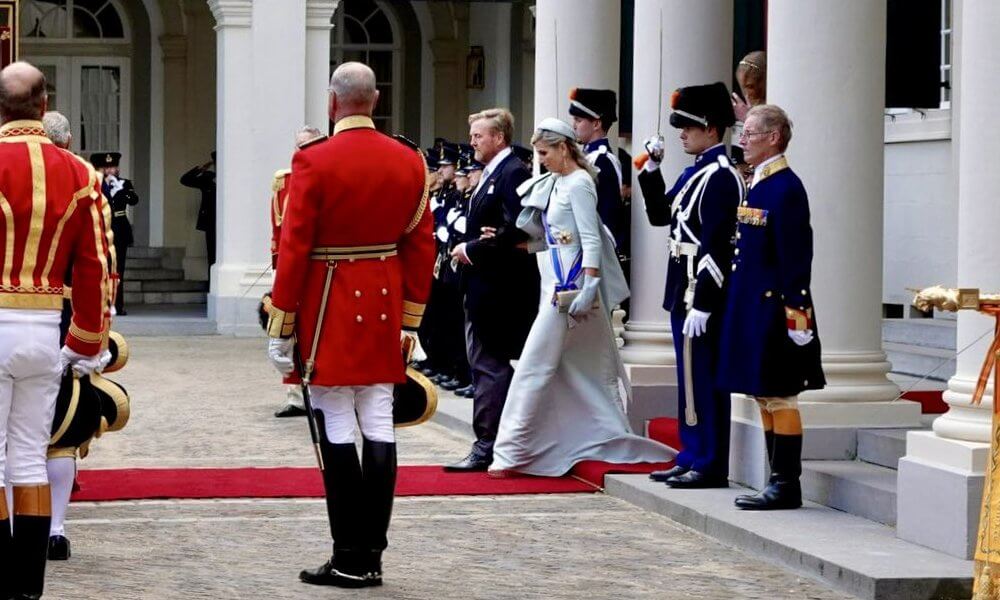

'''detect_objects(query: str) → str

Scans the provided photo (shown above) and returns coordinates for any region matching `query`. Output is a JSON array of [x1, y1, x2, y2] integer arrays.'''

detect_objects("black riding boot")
[[12, 485, 52, 599], [0, 497, 11, 600], [736, 429, 775, 501], [361, 437, 397, 584], [300, 420, 376, 588], [735, 434, 802, 510]]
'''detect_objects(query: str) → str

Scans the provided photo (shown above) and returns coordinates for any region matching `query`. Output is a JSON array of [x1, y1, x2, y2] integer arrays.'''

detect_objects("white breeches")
[[309, 384, 395, 444], [48, 456, 76, 535], [754, 396, 800, 413], [285, 385, 304, 409], [0, 310, 62, 487]]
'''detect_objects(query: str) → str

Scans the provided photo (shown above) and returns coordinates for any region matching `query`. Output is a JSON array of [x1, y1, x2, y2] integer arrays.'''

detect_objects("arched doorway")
[[330, 0, 402, 133], [20, 0, 133, 173]]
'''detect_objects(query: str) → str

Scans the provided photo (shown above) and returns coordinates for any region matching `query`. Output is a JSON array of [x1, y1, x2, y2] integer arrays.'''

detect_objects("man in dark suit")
[[92, 152, 139, 316], [445, 108, 539, 471], [180, 151, 217, 270]]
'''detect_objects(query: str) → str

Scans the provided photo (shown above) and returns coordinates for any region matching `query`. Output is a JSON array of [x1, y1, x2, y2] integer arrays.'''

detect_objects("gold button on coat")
[[355, 290, 362, 298], [356, 315, 363, 323], [764, 291, 772, 298], [381, 288, 388, 296], [380, 314, 387, 321]]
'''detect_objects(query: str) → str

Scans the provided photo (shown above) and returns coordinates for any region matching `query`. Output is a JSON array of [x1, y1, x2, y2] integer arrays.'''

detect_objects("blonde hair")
[[530, 128, 598, 181], [747, 104, 792, 152], [468, 108, 515, 147], [736, 50, 767, 105]]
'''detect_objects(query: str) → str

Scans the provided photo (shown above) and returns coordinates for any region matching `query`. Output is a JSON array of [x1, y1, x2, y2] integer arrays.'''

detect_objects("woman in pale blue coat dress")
[[488, 118, 676, 477]]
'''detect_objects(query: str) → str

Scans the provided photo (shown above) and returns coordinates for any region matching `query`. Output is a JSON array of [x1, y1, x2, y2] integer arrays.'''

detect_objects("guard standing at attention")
[[636, 82, 745, 489], [91, 151, 139, 315], [718, 104, 825, 511]]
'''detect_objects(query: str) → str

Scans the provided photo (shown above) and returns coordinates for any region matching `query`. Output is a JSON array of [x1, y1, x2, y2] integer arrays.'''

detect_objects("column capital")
[[208, 0, 252, 29], [306, 0, 339, 30], [159, 34, 187, 60]]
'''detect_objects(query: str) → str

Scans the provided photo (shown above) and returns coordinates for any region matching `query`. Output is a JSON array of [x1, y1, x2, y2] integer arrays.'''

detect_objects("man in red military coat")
[[267, 62, 434, 588], [0, 61, 110, 599], [268, 126, 325, 419]]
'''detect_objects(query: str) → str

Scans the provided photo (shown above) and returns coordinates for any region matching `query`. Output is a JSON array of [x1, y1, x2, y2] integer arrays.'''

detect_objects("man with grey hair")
[[42, 111, 72, 148], [266, 61, 434, 588], [268, 125, 327, 419], [718, 104, 825, 510]]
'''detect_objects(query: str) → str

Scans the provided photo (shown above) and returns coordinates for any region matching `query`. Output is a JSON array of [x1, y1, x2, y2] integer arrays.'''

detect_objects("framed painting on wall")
[[0, 0, 18, 69]]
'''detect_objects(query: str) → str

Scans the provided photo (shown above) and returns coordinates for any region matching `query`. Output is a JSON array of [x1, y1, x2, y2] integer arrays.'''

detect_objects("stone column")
[[532, 0, 619, 133], [621, 0, 732, 432], [763, 0, 919, 431], [897, 0, 1000, 559], [305, 0, 338, 131], [208, 0, 309, 334]]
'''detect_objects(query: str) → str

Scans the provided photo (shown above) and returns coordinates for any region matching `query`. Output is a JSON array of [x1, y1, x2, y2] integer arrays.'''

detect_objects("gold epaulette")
[[272, 168, 292, 193]]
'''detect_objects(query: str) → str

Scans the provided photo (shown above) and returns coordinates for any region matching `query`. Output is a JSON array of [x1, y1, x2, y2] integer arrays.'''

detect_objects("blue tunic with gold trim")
[[717, 157, 826, 397]]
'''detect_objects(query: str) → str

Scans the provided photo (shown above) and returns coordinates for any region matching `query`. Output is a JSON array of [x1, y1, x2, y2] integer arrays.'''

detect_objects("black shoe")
[[734, 481, 802, 510], [430, 373, 452, 384], [649, 465, 689, 483], [443, 451, 490, 472], [418, 364, 438, 376], [299, 558, 381, 588], [455, 384, 475, 398], [274, 404, 307, 418], [665, 470, 729, 489], [47, 535, 70, 560], [439, 377, 463, 391]]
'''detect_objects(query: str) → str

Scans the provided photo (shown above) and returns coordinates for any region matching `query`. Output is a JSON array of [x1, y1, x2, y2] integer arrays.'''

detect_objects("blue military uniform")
[[636, 82, 744, 487], [718, 155, 825, 397], [568, 88, 625, 245]]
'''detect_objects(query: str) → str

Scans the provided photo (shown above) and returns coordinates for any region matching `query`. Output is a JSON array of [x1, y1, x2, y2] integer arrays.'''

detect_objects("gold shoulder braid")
[[404, 148, 430, 235]]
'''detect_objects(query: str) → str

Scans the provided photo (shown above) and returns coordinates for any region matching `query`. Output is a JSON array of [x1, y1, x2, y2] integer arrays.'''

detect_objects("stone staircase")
[[883, 317, 956, 381], [122, 247, 208, 307]]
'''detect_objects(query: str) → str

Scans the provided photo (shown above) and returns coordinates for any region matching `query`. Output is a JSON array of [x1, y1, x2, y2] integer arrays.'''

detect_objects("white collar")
[[482, 147, 512, 175]]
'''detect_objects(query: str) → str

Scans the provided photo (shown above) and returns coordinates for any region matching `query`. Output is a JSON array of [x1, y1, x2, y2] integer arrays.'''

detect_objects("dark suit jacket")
[[461, 150, 539, 359], [180, 167, 216, 232]]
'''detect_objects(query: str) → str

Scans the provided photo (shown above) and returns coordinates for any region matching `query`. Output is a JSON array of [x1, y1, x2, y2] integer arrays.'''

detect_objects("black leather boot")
[[360, 438, 397, 585], [735, 434, 802, 510], [736, 429, 774, 501], [300, 417, 376, 588], [12, 485, 52, 600], [1, 500, 11, 600]]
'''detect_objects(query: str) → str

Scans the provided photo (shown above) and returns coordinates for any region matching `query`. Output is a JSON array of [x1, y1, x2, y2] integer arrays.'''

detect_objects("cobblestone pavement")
[[52, 336, 858, 600]]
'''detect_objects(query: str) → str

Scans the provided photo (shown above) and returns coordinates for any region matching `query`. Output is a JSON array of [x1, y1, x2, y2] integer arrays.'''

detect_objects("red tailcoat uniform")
[[0, 120, 110, 355], [270, 168, 292, 270], [268, 116, 434, 386]]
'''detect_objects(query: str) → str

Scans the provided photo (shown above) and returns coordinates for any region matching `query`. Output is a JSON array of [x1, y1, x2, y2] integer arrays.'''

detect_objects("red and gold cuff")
[[267, 305, 296, 339], [402, 300, 425, 330], [785, 307, 814, 331]]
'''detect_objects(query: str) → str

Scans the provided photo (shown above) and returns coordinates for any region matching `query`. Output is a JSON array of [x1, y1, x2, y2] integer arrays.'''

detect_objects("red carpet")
[[72, 466, 597, 501], [570, 460, 673, 488], [647, 417, 681, 449], [901, 390, 948, 414]]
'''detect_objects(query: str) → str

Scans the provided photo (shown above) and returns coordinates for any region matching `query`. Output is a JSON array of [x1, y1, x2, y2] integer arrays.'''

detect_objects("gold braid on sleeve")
[[403, 150, 430, 235]]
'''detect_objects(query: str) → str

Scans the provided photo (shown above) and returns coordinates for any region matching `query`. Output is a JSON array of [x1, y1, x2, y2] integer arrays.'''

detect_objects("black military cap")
[[511, 144, 534, 167], [568, 88, 618, 125], [437, 142, 460, 166], [669, 82, 736, 130], [90, 152, 122, 167], [423, 148, 438, 172], [457, 144, 483, 174]]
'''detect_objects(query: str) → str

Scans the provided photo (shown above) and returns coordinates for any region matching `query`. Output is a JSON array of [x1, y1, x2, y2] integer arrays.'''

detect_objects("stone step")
[[801, 460, 898, 526], [137, 280, 208, 293], [857, 429, 910, 470], [124, 291, 207, 305], [111, 304, 216, 336], [882, 318, 956, 350], [126, 247, 165, 259], [124, 268, 185, 282], [604, 475, 972, 600], [124, 257, 163, 270], [884, 342, 955, 381]]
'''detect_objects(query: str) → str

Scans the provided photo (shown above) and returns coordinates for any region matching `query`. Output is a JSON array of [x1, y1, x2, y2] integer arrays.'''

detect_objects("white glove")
[[568, 275, 601, 318], [108, 176, 125, 197], [59, 346, 103, 377], [401, 331, 426, 363], [788, 329, 815, 346], [268, 337, 295, 376], [682, 309, 711, 338], [644, 135, 665, 167], [96, 349, 113, 373]]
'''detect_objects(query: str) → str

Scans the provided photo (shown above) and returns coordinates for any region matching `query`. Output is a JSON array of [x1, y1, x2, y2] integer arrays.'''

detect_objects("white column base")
[[620, 319, 675, 365], [896, 430, 987, 559], [208, 262, 273, 336], [624, 362, 677, 437], [805, 351, 902, 403], [933, 375, 993, 443]]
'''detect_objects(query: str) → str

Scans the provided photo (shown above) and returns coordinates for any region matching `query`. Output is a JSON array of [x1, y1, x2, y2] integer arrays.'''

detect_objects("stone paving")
[[49, 336, 860, 599]]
